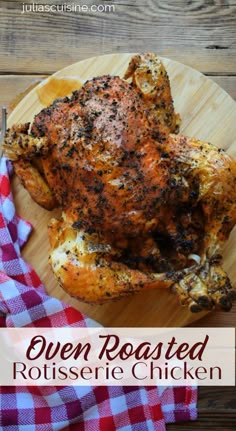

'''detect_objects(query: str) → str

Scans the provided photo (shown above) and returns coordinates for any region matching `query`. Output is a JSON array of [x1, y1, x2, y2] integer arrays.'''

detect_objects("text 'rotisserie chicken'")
[[3, 53, 236, 312]]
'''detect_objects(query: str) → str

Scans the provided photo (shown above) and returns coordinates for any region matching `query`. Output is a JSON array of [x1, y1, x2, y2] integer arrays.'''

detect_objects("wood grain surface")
[[1, 1, 236, 429], [0, 0, 236, 74], [167, 385, 236, 431]]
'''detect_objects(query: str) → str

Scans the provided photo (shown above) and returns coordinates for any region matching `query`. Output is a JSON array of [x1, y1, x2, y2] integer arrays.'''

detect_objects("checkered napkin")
[[0, 155, 197, 431]]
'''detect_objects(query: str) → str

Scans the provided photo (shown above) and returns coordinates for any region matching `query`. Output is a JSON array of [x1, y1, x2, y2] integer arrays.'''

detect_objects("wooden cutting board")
[[9, 53, 236, 327]]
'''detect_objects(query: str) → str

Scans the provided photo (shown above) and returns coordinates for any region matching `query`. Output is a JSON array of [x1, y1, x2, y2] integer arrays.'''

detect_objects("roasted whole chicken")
[[3, 53, 236, 312]]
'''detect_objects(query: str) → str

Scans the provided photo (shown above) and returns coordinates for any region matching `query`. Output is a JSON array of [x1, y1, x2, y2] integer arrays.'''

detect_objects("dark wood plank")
[[0, 0, 236, 74], [167, 417, 236, 430], [167, 386, 236, 430], [198, 387, 236, 411], [188, 302, 236, 327]]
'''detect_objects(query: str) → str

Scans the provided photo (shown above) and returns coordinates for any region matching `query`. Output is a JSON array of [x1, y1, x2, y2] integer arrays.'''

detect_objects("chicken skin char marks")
[[3, 53, 236, 312]]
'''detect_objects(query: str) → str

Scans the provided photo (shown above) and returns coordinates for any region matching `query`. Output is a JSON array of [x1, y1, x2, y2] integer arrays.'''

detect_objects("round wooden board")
[[9, 53, 236, 327]]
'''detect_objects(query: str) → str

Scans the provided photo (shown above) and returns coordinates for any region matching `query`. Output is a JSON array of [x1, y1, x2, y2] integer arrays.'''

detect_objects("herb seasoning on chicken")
[[3, 53, 236, 312]]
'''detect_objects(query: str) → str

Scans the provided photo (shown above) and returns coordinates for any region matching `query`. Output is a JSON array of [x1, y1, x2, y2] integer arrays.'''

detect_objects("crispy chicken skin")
[[3, 53, 236, 312]]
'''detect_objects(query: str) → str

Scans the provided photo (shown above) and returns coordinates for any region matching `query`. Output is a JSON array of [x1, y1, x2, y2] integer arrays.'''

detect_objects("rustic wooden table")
[[0, 0, 236, 429]]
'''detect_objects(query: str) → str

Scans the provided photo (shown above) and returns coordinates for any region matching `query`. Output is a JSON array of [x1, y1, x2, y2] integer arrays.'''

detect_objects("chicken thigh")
[[3, 53, 236, 312]]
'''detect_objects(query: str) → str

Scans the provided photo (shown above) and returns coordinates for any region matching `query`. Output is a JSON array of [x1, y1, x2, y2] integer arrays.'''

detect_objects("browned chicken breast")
[[3, 53, 236, 312]]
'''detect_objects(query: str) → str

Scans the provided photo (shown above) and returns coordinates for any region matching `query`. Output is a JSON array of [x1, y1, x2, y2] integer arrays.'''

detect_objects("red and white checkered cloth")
[[0, 155, 197, 430]]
